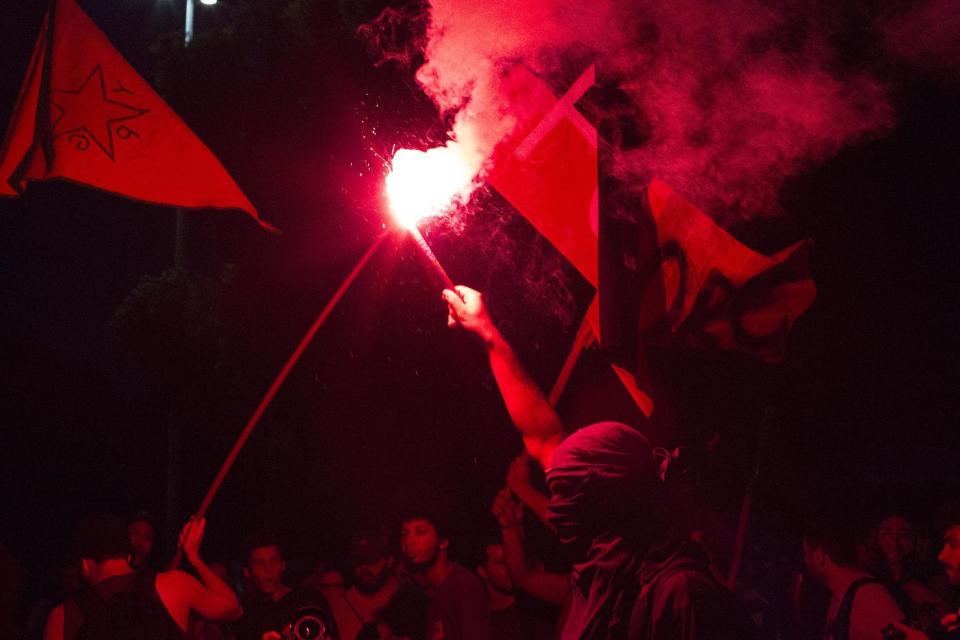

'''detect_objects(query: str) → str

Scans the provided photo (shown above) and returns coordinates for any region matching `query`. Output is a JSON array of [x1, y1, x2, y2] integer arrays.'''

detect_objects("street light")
[[183, 0, 217, 47], [177, 0, 217, 266]]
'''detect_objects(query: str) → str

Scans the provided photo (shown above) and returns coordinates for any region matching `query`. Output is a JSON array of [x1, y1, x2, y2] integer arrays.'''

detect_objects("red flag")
[[489, 64, 655, 414], [488, 64, 816, 416], [489, 64, 598, 285], [0, 0, 273, 229], [643, 179, 816, 362]]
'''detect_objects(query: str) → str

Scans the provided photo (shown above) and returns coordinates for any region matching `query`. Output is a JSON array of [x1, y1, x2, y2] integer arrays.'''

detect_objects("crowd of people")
[[4, 286, 959, 640]]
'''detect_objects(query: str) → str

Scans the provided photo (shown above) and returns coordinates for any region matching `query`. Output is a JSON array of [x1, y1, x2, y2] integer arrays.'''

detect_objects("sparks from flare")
[[385, 143, 481, 288], [384, 143, 480, 230]]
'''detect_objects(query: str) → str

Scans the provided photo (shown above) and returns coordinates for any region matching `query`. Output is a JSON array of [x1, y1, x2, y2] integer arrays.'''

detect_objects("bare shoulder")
[[157, 569, 201, 593], [43, 604, 65, 640], [854, 582, 904, 618]]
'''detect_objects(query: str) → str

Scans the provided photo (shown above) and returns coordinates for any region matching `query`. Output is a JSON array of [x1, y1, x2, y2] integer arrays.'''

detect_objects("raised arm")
[[506, 453, 552, 529], [158, 518, 242, 628], [491, 489, 569, 607], [443, 286, 565, 468]]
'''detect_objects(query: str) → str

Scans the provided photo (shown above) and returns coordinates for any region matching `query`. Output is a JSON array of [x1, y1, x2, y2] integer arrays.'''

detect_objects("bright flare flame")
[[385, 143, 481, 230]]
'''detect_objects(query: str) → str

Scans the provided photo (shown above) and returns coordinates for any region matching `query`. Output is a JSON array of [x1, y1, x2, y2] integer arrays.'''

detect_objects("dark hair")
[[804, 517, 859, 567], [72, 515, 130, 562], [935, 501, 960, 535], [126, 510, 156, 528], [242, 532, 284, 563], [392, 482, 455, 543]]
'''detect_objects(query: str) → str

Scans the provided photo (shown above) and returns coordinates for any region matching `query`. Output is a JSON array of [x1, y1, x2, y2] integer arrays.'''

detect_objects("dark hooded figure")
[[443, 286, 753, 640], [546, 422, 752, 640], [544, 422, 661, 637]]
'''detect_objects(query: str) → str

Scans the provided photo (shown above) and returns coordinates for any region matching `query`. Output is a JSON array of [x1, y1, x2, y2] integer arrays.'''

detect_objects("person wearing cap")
[[443, 286, 750, 640], [327, 528, 422, 640]]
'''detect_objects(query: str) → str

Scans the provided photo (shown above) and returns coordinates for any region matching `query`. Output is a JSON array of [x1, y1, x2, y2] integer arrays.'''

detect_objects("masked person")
[[443, 286, 752, 639]]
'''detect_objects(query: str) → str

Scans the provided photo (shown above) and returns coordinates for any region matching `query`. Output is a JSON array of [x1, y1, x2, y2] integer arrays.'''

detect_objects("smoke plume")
[[371, 0, 906, 221]]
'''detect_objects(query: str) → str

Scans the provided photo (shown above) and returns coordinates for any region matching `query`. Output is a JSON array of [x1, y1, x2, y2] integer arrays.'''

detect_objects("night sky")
[[1, 0, 959, 594]]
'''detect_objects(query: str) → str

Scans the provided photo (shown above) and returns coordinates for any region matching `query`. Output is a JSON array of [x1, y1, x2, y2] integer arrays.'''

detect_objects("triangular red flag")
[[0, 0, 274, 230]]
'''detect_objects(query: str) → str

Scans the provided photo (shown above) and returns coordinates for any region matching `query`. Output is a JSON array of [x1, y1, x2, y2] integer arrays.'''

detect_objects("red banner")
[[0, 0, 272, 229]]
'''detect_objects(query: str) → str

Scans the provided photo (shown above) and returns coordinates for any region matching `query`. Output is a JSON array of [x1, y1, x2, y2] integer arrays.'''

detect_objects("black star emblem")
[[51, 64, 148, 160]]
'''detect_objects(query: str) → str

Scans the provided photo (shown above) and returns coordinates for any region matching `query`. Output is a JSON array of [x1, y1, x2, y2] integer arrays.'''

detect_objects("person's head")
[[349, 529, 394, 595], [545, 422, 661, 554], [802, 517, 859, 584], [242, 534, 287, 597], [477, 542, 512, 595], [317, 567, 346, 601], [936, 503, 960, 586], [394, 483, 455, 571], [126, 512, 155, 569], [400, 517, 448, 569], [874, 513, 917, 577], [72, 515, 131, 583]]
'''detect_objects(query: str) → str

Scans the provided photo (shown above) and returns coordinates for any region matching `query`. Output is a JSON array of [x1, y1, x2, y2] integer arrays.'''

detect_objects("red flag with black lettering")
[[0, 0, 273, 229], [599, 175, 816, 366]]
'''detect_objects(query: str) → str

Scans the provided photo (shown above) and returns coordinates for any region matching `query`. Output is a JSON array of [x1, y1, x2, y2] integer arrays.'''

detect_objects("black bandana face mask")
[[546, 469, 601, 555]]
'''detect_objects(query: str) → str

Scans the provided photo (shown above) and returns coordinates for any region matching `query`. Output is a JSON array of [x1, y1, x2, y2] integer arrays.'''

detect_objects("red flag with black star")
[[0, 0, 273, 230]]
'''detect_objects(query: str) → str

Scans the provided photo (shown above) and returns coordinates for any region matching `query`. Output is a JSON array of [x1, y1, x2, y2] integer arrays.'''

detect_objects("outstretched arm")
[[443, 286, 564, 468]]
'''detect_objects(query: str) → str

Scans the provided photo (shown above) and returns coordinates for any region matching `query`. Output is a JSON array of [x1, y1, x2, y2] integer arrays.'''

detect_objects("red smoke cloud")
[[881, 0, 960, 75], [377, 0, 900, 221]]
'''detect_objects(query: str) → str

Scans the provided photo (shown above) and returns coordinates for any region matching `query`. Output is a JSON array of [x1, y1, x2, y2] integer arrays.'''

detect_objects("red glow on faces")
[[385, 144, 480, 230]]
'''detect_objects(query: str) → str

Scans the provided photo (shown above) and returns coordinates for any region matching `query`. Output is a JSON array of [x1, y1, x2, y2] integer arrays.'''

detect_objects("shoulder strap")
[[69, 586, 104, 631], [831, 577, 880, 640], [342, 592, 367, 624], [132, 568, 157, 598], [130, 568, 187, 640]]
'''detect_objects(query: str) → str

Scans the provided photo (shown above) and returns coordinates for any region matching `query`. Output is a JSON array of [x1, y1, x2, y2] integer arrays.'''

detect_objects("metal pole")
[[184, 0, 194, 45], [165, 0, 195, 560]]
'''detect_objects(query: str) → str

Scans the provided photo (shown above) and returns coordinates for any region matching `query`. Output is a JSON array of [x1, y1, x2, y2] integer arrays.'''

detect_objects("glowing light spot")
[[385, 142, 480, 230]]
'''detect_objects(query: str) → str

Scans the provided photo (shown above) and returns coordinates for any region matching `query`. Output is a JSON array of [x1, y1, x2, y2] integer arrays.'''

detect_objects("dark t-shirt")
[[489, 601, 555, 640], [628, 541, 754, 640], [560, 534, 642, 639], [234, 587, 333, 640], [425, 564, 493, 640], [63, 570, 185, 640]]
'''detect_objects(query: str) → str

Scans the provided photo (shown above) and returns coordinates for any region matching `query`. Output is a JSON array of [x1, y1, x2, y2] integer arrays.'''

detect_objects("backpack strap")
[[830, 577, 880, 640]]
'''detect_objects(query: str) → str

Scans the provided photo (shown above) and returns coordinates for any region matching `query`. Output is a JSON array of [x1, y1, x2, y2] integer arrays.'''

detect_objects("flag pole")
[[548, 303, 596, 406], [726, 405, 775, 589], [169, 229, 389, 568]]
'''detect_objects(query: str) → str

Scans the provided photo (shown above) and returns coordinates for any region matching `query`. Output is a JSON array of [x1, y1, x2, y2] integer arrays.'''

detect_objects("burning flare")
[[385, 142, 481, 229]]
